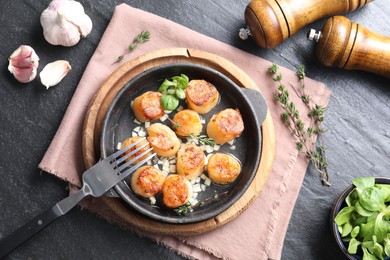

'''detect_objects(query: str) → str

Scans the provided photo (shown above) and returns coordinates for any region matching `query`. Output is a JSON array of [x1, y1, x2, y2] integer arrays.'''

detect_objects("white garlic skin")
[[40, 0, 93, 47], [40, 60, 71, 89], [8, 45, 40, 83]]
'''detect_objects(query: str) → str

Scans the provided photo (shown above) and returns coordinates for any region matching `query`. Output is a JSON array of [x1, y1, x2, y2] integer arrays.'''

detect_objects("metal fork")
[[0, 137, 155, 258]]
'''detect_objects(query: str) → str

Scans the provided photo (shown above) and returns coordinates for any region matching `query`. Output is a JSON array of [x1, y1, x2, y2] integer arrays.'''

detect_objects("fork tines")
[[109, 137, 155, 176]]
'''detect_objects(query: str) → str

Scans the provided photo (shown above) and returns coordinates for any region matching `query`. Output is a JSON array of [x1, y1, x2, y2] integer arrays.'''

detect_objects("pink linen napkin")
[[39, 4, 331, 260]]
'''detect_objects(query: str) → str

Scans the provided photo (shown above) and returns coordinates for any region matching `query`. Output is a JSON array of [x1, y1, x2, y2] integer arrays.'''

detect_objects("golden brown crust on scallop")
[[206, 108, 244, 144], [176, 144, 205, 180], [172, 109, 203, 137], [132, 91, 164, 122], [162, 175, 192, 208], [207, 153, 241, 184], [186, 80, 219, 114], [146, 123, 181, 157], [131, 166, 166, 198]]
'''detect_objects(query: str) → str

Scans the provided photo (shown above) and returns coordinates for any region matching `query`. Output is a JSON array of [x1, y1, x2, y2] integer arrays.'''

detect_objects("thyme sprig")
[[168, 119, 216, 146], [174, 191, 229, 215], [116, 31, 151, 63], [268, 64, 331, 186], [188, 133, 216, 146]]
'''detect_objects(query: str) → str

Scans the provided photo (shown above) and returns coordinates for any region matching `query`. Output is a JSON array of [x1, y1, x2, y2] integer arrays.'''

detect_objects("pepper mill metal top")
[[240, 0, 374, 48], [307, 29, 322, 43]]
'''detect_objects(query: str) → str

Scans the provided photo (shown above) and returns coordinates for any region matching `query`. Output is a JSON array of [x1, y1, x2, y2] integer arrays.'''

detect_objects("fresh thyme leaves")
[[174, 191, 229, 215], [197, 135, 216, 146], [187, 133, 216, 146], [268, 64, 331, 186], [169, 120, 216, 146], [158, 74, 189, 111], [116, 31, 151, 63]]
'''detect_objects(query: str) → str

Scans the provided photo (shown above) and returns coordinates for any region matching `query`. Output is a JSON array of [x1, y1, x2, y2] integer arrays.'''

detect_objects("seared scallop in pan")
[[207, 153, 241, 184], [186, 79, 219, 114], [171, 109, 203, 137], [206, 108, 244, 145], [162, 174, 193, 208], [130, 166, 166, 198], [176, 143, 205, 180], [146, 123, 181, 158], [122, 136, 152, 164], [132, 91, 164, 122]]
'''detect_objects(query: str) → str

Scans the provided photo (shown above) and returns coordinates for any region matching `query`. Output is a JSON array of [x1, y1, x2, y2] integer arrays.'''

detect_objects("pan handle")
[[241, 88, 268, 126]]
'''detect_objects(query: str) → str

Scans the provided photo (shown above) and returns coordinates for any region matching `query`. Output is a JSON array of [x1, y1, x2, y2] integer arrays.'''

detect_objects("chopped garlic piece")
[[149, 196, 156, 205], [160, 114, 168, 122]]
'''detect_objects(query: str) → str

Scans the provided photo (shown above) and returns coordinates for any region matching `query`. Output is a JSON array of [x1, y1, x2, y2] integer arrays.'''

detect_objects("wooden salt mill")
[[239, 0, 374, 48], [308, 16, 390, 78]]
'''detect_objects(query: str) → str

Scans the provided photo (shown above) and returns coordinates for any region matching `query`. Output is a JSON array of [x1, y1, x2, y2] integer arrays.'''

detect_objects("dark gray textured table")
[[0, 0, 389, 259]]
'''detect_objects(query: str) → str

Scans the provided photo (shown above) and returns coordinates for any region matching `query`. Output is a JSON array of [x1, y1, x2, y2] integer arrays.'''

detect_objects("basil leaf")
[[172, 75, 189, 89], [356, 201, 375, 217], [158, 79, 176, 92], [346, 189, 358, 207], [342, 222, 353, 237], [167, 88, 176, 95], [376, 184, 390, 203], [374, 214, 390, 243], [348, 238, 361, 254], [362, 246, 378, 260], [361, 220, 376, 241], [175, 88, 186, 99], [384, 234, 390, 256], [359, 187, 385, 212], [351, 226, 360, 238], [160, 94, 179, 111], [353, 177, 375, 190], [371, 235, 384, 260], [181, 74, 189, 85], [335, 206, 355, 226]]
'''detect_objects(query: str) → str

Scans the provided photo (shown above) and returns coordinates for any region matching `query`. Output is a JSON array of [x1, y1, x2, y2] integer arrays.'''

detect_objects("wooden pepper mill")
[[239, 0, 374, 48], [308, 16, 390, 78]]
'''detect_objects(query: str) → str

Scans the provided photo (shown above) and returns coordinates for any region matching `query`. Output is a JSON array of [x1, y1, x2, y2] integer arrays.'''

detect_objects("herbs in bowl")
[[332, 177, 390, 260]]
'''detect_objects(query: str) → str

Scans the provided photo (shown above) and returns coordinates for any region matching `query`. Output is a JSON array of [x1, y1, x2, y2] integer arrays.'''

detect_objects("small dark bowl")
[[330, 177, 390, 259], [100, 62, 268, 224]]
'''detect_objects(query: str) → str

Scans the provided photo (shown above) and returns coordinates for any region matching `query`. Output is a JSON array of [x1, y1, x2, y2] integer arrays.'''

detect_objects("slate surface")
[[0, 0, 389, 259]]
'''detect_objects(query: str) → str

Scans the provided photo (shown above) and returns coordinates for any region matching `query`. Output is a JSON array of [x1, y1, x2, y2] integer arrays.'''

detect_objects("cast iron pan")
[[100, 63, 267, 224]]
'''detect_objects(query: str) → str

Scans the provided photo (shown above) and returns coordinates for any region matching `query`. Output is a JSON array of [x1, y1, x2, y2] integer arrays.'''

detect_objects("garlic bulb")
[[8, 45, 40, 83], [40, 0, 93, 47], [40, 60, 71, 89]]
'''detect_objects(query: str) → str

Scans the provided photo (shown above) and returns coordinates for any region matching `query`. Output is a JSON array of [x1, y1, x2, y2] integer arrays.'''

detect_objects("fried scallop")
[[146, 123, 181, 157], [122, 136, 152, 164], [172, 109, 202, 137], [132, 91, 164, 122], [206, 108, 244, 144], [162, 174, 193, 208], [130, 166, 166, 198], [176, 144, 206, 180], [207, 153, 241, 184], [186, 80, 219, 114]]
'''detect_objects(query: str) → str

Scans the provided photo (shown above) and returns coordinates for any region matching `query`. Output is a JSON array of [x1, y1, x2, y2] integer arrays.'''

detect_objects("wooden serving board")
[[82, 48, 275, 235]]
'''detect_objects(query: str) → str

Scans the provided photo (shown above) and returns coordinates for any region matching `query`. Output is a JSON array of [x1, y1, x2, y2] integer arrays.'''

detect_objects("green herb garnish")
[[158, 74, 189, 111], [268, 64, 330, 186], [186, 133, 216, 146], [334, 177, 390, 259], [116, 31, 151, 63], [174, 191, 229, 216]]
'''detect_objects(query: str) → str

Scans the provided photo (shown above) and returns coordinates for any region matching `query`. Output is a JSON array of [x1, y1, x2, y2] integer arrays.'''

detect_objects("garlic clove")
[[8, 45, 39, 83], [40, 0, 93, 47], [40, 60, 71, 89]]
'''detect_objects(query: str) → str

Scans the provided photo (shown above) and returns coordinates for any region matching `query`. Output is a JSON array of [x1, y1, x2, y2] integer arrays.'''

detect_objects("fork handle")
[[0, 189, 86, 258]]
